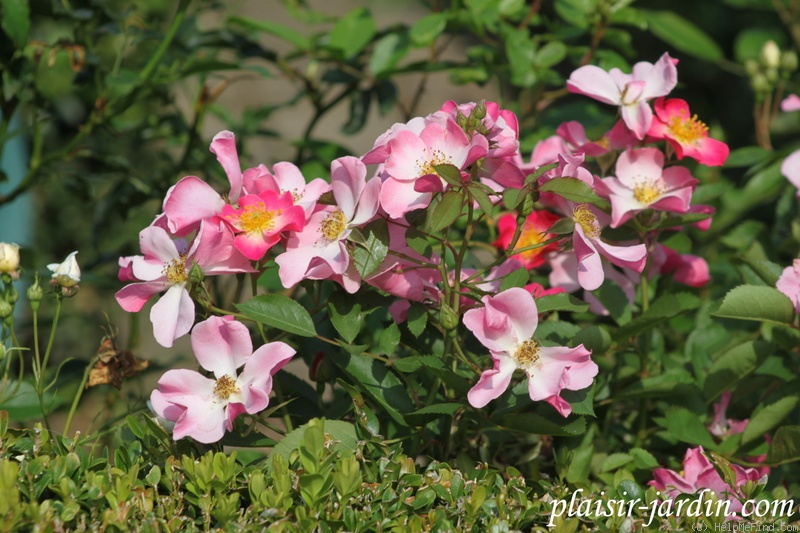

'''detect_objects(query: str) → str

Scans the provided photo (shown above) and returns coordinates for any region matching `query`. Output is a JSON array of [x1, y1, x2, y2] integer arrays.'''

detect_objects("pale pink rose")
[[598, 147, 697, 228], [651, 244, 710, 288], [781, 150, 800, 196], [567, 53, 678, 139], [463, 288, 598, 416], [650, 447, 764, 516], [781, 94, 800, 112], [777, 258, 800, 313], [276, 156, 381, 293], [115, 221, 254, 347], [150, 315, 294, 443]]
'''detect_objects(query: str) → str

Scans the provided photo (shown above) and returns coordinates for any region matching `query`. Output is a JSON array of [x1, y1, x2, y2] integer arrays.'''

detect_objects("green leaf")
[[237, 294, 316, 337], [427, 190, 464, 233], [467, 183, 495, 215], [351, 218, 390, 278], [498, 267, 530, 292], [613, 293, 700, 341], [741, 396, 799, 445], [341, 90, 371, 135], [369, 32, 411, 77], [539, 177, 604, 205], [703, 341, 772, 400], [409, 13, 447, 47], [554, 0, 592, 28], [570, 326, 612, 355], [0, 0, 29, 49], [433, 164, 463, 186], [641, 10, 724, 62], [766, 425, 800, 465], [593, 282, 632, 326], [328, 8, 376, 58], [328, 290, 363, 344], [712, 285, 796, 326], [271, 419, 358, 465], [502, 413, 587, 436], [655, 407, 717, 448], [724, 146, 770, 168], [630, 448, 659, 469], [535, 41, 567, 67], [331, 352, 413, 426], [405, 403, 462, 425], [406, 303, 428, 338], [535, 293, 589, 314], [391, 355, 444, 373], [378, 323, 401, 356], [561, 386, 595, 416], [227, 16, 310, 50], [505, 28, 537, 87]]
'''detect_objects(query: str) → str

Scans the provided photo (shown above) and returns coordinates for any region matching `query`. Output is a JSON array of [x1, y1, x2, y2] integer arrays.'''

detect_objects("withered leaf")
[[87, 336, 149, 389]]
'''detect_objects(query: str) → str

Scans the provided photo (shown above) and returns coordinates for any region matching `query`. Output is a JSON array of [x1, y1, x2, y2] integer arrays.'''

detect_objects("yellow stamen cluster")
[[514, 340, 540, 366], [417, 149, 453, 176], [320, 209, 347, 241], [515, 225, 548, 262], [163, 255, 189, 284], [667, 112, 708, 145], [633, 181, 663, 205], [238, 204, 279, 234], [214, 375, 239, 400], [572, 204, 601, 239]]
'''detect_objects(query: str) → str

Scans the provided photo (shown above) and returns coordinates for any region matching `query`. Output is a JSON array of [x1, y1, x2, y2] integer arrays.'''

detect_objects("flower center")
[[633, 181, 663, 205], [238, 204, 279, 234], [417, 149, 453, 176], [213, 375, 239, 400], [320, 209, 347, 241], [515, 224, 548, 263], [163, 255, 188, 284], [572, 204, 601, 239], [514, 339, 540, 366], [667, 112, 708, 145]]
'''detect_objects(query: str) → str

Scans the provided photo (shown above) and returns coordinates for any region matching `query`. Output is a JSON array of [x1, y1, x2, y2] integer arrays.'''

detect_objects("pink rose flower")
[[463, 288, 598, 416], [150, 315, 295, 443]]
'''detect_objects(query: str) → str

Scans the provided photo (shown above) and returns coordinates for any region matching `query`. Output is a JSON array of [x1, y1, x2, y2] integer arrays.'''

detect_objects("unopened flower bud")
[[744, 59, 760, 77], [760, 40, 781, 69], [0, 300, 12, 319], [439, 302, 459, 331], [5, 286, 18, 304], [27, 279, 43, 311], [0, 243, 20, 275], [47, 251, 80, 288], [188, 262, 205, 284], [471, 101, 487, 121], [751, 73, 771, 93], [781, 51, 798, 72]]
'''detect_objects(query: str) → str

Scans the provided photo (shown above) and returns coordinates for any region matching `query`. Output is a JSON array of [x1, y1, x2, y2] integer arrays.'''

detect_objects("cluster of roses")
[[116, 52, 722, 442]]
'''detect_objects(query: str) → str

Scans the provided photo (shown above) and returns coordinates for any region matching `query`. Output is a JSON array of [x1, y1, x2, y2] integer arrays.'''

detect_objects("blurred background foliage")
[[1, 0, 800, 474]]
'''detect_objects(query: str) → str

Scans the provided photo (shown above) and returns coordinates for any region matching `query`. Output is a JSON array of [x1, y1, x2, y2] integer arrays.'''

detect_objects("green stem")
[[41, 296, 62, 374], [63, 353, 99, 436]]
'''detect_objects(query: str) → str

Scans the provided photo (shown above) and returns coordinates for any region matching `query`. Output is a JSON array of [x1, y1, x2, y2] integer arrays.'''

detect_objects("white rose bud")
[[761, 40, 781, 69], [47, 251, 81, 288], [0, 243, 20, 274]]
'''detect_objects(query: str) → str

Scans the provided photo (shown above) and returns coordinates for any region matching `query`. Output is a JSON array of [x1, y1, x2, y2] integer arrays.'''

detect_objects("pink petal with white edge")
[[138, 225, 181, 264], [163, 176, 226, 235], [544, 394, 574, 417], [233, 231, 278, 261], [191, 221, 256, 275], [384, 130, 429, 180], [350, 176, 382, 227], [637, 53, 678, 99], [566, 66, 622, 106], [467, 355, 517, 408], [615, 148, 665, 188], [539, 345, 597, 391], [781, 150, 800, 193], [191, 316, 253, 377], [332, 156, 367, 221], [150, 368, 225, 443], [621, 101, 654, 140], [776, 259, 800, 312], [210, 130, 243, 202], [420, 119, 474, 169], [115, 281, 164, 312], [594, 238, 647, 273], [486, 288, 539, 343], [239, 342, 296, 412], [379, 176, 432, 219], [151, 284, 195, 348], [573, 226, 605, 291]]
